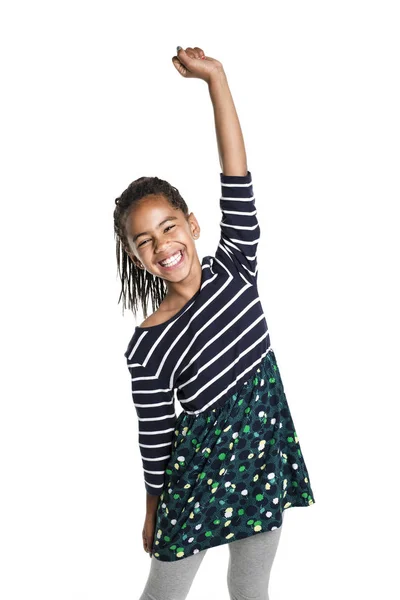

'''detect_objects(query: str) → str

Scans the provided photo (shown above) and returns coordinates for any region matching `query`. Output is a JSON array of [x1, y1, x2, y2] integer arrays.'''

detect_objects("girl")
[[113, 46, 315, 600]]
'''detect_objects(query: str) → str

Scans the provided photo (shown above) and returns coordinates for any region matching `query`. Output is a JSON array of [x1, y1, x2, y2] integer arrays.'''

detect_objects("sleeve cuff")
[[220, 170, 252, 184], [145, 485, 164, 497]]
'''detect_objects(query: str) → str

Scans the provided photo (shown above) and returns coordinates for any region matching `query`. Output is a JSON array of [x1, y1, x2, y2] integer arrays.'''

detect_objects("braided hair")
[[113, 176, 190, 319]]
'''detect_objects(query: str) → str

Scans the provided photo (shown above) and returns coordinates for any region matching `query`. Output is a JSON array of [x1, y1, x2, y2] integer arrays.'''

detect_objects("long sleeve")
[[215, 170, 260, 285], [127, 362, 177, 496]]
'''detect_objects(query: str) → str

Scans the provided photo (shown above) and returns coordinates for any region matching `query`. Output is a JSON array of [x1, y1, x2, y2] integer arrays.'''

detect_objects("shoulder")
[[139, 296, 186, 328], [139, 310, 168, 328], [139, 313, 158, 328]]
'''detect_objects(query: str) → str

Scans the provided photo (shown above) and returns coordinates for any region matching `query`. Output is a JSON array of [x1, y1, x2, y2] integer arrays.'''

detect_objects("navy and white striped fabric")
[[124, 171, 272, 495]]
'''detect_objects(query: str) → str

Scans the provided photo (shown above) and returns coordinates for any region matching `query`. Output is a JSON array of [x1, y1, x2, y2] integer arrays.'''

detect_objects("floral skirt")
[[151, 348, 316, 562]]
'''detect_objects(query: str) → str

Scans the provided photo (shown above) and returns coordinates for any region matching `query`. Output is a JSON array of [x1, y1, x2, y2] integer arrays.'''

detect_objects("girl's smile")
[[157, 249, 185, 270]]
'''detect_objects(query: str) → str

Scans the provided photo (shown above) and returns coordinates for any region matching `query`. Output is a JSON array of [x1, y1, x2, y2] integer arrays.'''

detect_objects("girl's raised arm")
[[173, 47, 248, 177]]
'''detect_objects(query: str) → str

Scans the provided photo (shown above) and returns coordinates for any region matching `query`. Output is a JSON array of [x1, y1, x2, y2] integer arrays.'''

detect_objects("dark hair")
[[113, 176, 189, 319]]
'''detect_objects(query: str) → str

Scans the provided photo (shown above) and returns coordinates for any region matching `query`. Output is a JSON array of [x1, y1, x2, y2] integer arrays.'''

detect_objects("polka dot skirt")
[[151, 349, 316, 561]]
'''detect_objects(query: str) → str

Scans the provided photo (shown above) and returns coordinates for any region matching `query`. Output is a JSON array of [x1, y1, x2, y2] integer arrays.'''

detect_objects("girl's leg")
[[139, 549, 208, 600], [227, 514, 284, 600]]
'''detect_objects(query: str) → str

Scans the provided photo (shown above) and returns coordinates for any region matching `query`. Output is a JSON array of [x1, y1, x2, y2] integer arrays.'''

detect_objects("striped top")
[[124, 170, 272, 495]]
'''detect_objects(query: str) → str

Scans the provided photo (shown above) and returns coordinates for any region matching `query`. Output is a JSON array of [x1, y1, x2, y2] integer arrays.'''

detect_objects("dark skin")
[[125, 194, 203, 326]]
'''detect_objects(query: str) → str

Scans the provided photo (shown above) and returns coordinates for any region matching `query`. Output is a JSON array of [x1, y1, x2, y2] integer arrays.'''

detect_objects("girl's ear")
[[187, 212, 200, 238], [132, 256, 144, 269], [192, 225, 201, 239], [126, 248, 144, 269]]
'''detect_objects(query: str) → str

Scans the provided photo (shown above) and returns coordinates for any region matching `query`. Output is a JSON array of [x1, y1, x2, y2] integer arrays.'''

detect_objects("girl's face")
[[125, 194, 201, 282]]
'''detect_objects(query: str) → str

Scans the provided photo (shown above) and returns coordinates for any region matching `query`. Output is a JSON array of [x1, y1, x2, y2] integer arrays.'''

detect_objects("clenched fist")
[[172, 46, 224, 83]]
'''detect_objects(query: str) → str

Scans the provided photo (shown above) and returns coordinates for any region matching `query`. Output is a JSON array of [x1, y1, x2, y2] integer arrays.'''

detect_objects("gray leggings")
[[139, 514, 284, 600]]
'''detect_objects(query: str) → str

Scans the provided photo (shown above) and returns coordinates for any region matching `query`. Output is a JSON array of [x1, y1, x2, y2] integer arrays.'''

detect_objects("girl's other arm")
[[208, 67, 248, 177]]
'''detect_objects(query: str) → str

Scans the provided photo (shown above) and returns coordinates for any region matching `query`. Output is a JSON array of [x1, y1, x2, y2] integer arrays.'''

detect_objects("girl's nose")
[[154, 241, 172, 255]]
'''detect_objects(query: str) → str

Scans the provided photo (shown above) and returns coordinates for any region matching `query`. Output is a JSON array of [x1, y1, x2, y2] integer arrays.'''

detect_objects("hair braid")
[[113, 176, 189, 319]]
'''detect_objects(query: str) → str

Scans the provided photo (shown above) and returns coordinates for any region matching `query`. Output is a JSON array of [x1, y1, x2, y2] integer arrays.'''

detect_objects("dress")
[[151, 349, 315, 561], [124, 170, 316, 562]]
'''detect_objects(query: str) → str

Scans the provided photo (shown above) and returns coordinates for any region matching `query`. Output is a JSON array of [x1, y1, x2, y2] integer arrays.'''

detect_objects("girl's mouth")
[[158, 249, 185, 270]]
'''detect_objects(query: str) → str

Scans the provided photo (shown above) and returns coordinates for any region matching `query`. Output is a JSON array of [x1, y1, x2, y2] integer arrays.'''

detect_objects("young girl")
[[114, 46, 315, 600]]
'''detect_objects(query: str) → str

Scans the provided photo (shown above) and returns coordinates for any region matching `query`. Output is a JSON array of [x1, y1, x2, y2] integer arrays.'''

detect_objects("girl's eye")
[[138, 225, 175, 247]]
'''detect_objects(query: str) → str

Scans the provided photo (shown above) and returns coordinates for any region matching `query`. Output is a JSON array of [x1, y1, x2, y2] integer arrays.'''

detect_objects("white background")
[[1, 1, 399, 598]]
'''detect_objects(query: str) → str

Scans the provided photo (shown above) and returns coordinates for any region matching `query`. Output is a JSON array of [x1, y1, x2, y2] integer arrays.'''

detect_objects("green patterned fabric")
[[152, 350, 315, 561]]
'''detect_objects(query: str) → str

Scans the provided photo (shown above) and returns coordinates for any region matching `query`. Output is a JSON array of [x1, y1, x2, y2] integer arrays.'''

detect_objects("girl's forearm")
[[146, 491, 159, 516], [208, 68, 247, 177]]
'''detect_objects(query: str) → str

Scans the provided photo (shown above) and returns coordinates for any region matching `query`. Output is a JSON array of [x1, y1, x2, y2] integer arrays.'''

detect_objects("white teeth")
[[159, 251, 182, 267]]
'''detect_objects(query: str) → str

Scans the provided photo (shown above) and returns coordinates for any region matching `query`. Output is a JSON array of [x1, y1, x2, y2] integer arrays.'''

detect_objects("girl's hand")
[[172, 46, 223, 84], [142, 513, 156, 557]]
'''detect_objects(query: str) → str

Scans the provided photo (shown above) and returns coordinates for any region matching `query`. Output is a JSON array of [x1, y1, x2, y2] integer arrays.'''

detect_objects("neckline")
[[135, 288, 201, 331]]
